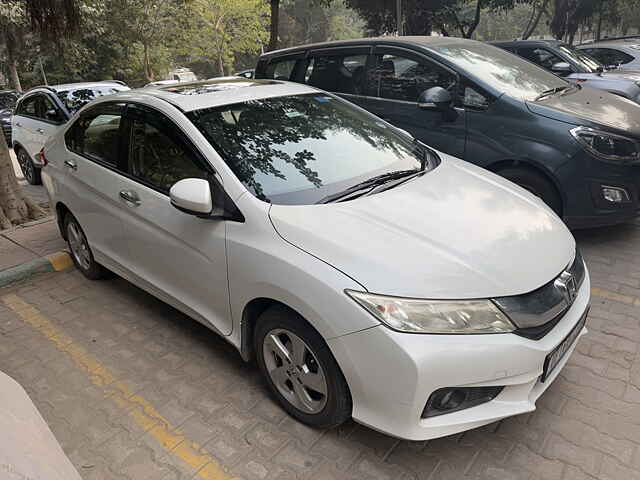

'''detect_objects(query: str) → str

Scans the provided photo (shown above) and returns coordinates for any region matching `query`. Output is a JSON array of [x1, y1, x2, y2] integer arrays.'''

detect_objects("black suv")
[[256, 36, 640, 228]]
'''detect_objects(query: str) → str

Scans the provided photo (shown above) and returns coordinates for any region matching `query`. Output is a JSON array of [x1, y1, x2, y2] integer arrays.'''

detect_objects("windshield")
[[558, 45, 603, 72], [187, 94, 433, 205], [57, 86, 129, 114], [432, 42, 567, 102]]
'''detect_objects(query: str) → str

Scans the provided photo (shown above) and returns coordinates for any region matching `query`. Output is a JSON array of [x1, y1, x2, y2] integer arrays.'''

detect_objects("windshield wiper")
[[534, 85, 569, 101], [316, 169, 422, 204]]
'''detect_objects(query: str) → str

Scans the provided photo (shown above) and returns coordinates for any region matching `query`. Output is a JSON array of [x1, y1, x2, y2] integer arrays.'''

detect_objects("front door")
[[117, 104, 232, 335], [359, 46, 466, 159]]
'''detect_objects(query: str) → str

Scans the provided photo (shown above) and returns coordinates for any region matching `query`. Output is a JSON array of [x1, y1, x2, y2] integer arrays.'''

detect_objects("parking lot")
[[0, 220, 639, 480]]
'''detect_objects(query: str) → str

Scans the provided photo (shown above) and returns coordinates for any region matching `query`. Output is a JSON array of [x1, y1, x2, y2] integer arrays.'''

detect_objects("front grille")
[[493, 250, 586, 340]]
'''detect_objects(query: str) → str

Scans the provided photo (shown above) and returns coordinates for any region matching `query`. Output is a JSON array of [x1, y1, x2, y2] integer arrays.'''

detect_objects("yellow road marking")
[[2, 294, 239, 480], [45, 252, 74, 271], [591, 287, 640, 306]]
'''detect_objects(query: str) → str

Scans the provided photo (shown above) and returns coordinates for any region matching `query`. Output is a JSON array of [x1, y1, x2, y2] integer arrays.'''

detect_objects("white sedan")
[[40, 78, 589, 440]]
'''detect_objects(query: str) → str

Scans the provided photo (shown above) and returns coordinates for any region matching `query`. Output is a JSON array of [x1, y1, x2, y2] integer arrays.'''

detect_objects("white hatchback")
[[41, 78, 589, 440]]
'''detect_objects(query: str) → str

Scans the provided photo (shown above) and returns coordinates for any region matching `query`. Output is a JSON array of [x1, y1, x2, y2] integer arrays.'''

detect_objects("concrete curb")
[[0, 251, 74, 288]]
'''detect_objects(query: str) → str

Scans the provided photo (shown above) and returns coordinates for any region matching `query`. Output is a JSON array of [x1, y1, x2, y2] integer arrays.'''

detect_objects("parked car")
[[42, 78, 589, 440], [256, 37, 640, 228], [12, 81, 129, 184], [577, 41, 640, 72], [493, 39, 640, 102], [0, 89, 21, 145], [234, 68, 255, 78]]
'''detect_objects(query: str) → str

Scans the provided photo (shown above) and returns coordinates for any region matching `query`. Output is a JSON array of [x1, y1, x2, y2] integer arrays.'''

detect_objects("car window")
[[57, 86, 129, 115], [16, 95, 39, 117], [187, 93, 433, 205], [464, 86, 489, 109], [583, 47, 634, 66], [65, 104, 124, 166], [431, 42, 568, 102], [304, 54, 366, 94], [518, 47, 564, 70], [127, 108, 207, 193], [264, 59, 296, 81], [39, 95, 64, 123], [367, 53, 456, 102]]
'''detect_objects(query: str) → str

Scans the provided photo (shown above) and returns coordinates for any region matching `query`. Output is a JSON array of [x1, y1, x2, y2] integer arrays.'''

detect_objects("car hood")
[[269, 155, 575, 299], [526, 85, 640, 136]]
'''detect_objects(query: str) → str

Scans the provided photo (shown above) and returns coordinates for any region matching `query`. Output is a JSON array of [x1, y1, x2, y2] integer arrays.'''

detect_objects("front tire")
[[255, 305, 352, 429], [64, 214, 108, 280], [16, 148, 41, 185], [498, 167, 562, 216]]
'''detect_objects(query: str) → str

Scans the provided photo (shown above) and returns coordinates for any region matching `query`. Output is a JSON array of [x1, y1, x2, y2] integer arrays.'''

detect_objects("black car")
[[0, 90, 21, 146], [257, 36, 640, 228]]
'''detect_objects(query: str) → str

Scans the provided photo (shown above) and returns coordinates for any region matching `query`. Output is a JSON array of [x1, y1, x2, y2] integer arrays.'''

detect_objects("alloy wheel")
[[17, 150, 34, 184], [67, 221, 91, 270], [262, 328, 328, 414]]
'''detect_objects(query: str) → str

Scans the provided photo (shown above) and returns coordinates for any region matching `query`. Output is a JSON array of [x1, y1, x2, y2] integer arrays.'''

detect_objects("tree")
[[0, 1, 28, 91], [435, 0, 525, 38], [521, 0, 550, 39], [268, 0, 279, 50], [345, 0, 449, 35], [181, 0, 268, 76], [0, 0, 80, 228]]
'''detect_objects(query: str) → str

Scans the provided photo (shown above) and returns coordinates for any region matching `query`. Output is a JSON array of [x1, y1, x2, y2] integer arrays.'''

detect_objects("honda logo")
[[555, 271, 578, 304]]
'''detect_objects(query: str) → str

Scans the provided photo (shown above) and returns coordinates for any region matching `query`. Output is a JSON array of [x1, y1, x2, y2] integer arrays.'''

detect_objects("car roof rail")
[[22, 85, 58, 95], [101, 80, 127, 86]]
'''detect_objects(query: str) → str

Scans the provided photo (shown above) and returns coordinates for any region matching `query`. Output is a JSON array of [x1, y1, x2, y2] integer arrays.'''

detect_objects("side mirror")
[[170, 178, 212, 216], [45, 109, 59, 122], [551, 62, 573, 75], [418, 87, 453, 111]]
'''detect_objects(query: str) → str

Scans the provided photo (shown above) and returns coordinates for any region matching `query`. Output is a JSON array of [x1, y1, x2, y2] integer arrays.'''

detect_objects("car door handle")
[[36, 128, 44, 134], [64, 160, 77, 170], [15, 122, 21, 127], [119, 190, 140, 206]]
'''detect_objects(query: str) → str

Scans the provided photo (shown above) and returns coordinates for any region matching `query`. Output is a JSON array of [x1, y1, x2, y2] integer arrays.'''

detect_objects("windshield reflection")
[[559, 45, 603, 73], [433, 43, 567, 101]]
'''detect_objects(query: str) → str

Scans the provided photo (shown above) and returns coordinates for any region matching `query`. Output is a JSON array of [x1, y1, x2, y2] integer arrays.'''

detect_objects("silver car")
[[578, 40, 640, 72]]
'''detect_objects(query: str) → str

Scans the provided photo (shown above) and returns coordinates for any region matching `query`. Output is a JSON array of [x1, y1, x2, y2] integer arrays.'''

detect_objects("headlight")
[[570, 126, 640, 163], [345, 290, 515, 334]]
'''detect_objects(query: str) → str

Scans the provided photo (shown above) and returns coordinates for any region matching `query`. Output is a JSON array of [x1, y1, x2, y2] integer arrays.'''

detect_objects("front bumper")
[[328, 272, 590, 440]]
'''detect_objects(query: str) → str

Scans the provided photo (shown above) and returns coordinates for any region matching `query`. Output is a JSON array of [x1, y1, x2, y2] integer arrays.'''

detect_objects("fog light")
[[422, 386, 504, 418], [602, 185, 630, 203]]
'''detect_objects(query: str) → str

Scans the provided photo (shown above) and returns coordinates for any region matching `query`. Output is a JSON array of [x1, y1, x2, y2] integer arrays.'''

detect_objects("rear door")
[[116, 103, 232, 335], [12, 94, 40, 154], [360, 46, 466, 158], [31, 94, 66, 158], [61, 102, 131, 270]]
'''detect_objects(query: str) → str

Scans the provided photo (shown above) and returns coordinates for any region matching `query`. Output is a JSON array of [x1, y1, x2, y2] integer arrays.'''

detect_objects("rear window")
[[57, 86, 129, 114]]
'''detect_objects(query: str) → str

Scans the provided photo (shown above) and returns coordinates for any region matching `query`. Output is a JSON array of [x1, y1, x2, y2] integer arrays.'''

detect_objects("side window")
[[65, 104, 124, 167], [16, 95, 38, 117], [39, 95, 64, 123], [518, 47, 563, 70], [367, 53, 457, 102], [590, 48, 634, 66], [304, 54, 366, 94], [128, 108, 207, 193], [464, 86, 489, 109], [264, 59, 296, 80]]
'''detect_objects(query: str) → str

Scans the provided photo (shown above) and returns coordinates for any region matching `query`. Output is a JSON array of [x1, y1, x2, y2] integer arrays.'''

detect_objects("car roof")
[[491, 39, 565, 48], [113, 77, 319, 112], [260, 35, 482, 58], [578, 41, 639, 49], [24, 81, 128, 96]]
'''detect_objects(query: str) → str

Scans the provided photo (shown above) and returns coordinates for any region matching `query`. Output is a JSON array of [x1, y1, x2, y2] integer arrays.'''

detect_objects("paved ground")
[[0, 221, 639, 479]]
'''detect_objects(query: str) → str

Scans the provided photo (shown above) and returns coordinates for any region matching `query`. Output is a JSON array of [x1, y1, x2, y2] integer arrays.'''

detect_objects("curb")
[[0, 251, 74, 288]]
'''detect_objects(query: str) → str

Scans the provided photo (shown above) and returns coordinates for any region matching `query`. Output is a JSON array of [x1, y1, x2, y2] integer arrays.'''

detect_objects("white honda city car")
[[41, 78, 589, 440]]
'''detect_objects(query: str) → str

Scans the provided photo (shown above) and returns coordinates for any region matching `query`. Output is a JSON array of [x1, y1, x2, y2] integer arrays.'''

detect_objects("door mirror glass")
[[170, 178, 212, 215], [551, 62, 573, 75], [418, 87, 453, 111]]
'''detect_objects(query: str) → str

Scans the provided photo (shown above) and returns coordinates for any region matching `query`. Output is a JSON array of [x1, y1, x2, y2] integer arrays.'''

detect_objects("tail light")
[[37, 148, 48, 166]]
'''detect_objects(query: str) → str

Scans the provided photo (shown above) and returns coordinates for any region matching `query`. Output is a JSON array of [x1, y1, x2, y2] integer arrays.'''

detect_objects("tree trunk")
[[464, 0, 483, 38], [0, 136, 45, 229], [5, 30, 22, 92], [522, 0, 548, 40], [143, 43, 153, 82], [268, 0, 279, 51]]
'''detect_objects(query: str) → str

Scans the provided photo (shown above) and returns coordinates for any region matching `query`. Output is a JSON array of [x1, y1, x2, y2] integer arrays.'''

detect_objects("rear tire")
[[498, 167, 562, 216], [63, 214, 109, 280], [16, 148, 41, 185], [255, 305, 352, 429]]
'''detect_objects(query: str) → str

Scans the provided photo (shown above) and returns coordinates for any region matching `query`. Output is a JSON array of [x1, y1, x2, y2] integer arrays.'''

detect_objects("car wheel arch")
[[487, 159, 564, 215], [55, 202, 72, 240]]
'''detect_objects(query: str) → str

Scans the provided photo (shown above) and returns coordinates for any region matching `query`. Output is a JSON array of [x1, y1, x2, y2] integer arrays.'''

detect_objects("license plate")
[[541, 309, 588, 382]]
